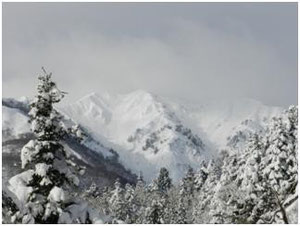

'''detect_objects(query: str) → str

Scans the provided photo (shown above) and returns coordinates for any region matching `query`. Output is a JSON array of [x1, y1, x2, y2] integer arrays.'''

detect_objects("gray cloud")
[[3, 3, 297, 107]]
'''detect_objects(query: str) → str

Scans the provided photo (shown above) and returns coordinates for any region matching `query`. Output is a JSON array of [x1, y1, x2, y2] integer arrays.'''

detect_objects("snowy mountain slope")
[[2, 98, 136, 189], [2, 106, 30, 143], [162, 97, 282, 149], [2, 97, 31, 144], [60, 91, 208, 181], [60, 90, 283, 181]]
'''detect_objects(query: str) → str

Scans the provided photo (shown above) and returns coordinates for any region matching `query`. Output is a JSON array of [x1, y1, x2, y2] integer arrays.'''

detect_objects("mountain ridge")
[[59, 90, 283, 181], [2, 92, 283, 182]]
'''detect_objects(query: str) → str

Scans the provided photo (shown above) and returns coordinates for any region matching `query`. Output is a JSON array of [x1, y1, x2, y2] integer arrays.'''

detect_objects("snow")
[[60, 90, 282, 181], [58, 201, 105, 223], [2, 97, 114, 169], [40, 177, 52, 186], [35, 163, 50, 177], [21, 140, 39, 168], [22, 214, 35, 224], [48, 186, 66, 203], [8, 170, 34, 204], [164, 97, 282, 150], [2, 106, 30, 142], [286, 198, 298, 224]]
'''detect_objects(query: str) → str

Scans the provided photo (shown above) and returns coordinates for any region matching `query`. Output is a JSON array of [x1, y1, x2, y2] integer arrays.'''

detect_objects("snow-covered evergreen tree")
[[156, 167, 172, 194], [211, 153, 244, 223], [7, 69, 99, 223], [232, 107, 298, 224], [212, 106, 298, 224], [257, 106, 298, 223], [124, 183, 134, 203], [175, 167, 196, 223], [123, 183, 136, 223], [193, 159, 221, 223], [235, 133, 266, 223], [194, 162, 208, 192], [181, 167, 195, 200], [135, 172, 146, 197], [144, 199, 165, 224], [97, 186, 112, 215], [139, 167, 173, 223], [132, 174, 147, 223], [177, 197, 188, 223], [162, 186, 178, 224], [109, 178, 127, 222]]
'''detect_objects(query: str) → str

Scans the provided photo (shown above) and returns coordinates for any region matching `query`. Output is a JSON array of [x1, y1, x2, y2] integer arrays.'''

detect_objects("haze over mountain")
[[3, 3, 297, 107]]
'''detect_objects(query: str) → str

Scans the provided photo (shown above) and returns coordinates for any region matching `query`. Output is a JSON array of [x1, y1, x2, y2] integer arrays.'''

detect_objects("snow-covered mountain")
[[59, 90, 282, 181], [2, 98, 136, 189]]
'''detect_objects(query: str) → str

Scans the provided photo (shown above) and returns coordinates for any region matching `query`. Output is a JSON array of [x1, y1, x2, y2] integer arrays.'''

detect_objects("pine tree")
[[123, 183, 136, 223], [257, 106, 298, 223], [193, 159, 221, 223], [194, 161, 208, 191], [98, 186, 112, 215], [109, 178, 127, 222], [212, 150, 247, 223], [215, 106, 298, 224], [238, 133, 265, 223], [144, 199, 164, 224], [175, 189, 188, 223], [140, 167, 174, 223], [181, 167, 195, 203], [175, 167, 196, 223], [133, 173, 147, 223], [156, 167, 172, 194], [135, 172, 146, 195], [231, 107, 298, 224], [7, 69, 86, 223], [162, 186, 178, 224]]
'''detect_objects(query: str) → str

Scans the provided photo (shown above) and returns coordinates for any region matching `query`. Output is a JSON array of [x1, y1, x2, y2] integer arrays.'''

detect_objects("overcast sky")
[[3, 3, 298, 107]]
